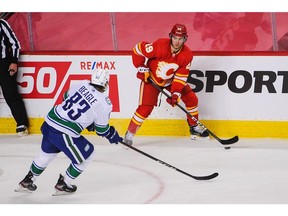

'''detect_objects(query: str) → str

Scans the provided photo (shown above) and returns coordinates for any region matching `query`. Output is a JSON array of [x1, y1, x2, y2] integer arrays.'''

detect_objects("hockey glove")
[[105, 126, 123, 144], [166, 92, 181, 107], [136, 66, 150, 82]]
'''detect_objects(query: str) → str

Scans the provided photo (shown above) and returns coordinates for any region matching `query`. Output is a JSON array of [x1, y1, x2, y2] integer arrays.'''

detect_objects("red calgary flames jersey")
[[132, 38, 193, 93]]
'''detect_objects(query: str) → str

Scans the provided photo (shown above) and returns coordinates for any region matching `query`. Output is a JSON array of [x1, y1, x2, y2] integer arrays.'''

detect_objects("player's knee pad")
[[181, 86, 198, 106], [136, 105, 154, 118], [74, 151, 96, 171], [33, 149, 58, 168]]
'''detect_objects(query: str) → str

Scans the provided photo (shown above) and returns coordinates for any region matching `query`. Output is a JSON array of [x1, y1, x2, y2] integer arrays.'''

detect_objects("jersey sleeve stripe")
[[133, 43, 144, 56]]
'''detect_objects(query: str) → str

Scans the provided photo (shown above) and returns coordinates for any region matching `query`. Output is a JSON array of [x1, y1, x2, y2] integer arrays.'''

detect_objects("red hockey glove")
[[136, 66, 150, 82], [166, 92, 181, 107]]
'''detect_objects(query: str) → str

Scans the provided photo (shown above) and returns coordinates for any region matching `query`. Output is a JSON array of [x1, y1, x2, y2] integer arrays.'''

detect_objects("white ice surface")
[[1, 134, 288, 215]]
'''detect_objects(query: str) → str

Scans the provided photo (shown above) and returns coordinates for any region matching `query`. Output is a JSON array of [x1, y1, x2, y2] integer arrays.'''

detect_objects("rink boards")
[[0, 51, 287, 138]]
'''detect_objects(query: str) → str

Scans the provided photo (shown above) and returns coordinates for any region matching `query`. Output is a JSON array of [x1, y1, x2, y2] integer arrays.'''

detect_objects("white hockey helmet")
[[91, 69, 109, 91]]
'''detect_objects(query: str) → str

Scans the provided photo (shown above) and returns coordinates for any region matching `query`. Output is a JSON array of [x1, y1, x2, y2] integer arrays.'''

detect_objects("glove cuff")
[[172, 92, 181, 98], [105, 126, 115, 139], [138, 66, 150, 73]]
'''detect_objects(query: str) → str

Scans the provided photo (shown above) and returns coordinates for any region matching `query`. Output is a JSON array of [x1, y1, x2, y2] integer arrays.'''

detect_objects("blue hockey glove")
[[105, 126, 123, 144], [86, 123, 95, 132]]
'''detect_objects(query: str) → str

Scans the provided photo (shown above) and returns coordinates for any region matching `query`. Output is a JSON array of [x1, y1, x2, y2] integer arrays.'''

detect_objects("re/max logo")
[[80, 61, 116, 70]]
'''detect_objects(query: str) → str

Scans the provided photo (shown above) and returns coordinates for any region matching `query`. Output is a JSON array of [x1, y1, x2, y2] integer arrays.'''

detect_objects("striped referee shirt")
[[0, 19, 21, 63]]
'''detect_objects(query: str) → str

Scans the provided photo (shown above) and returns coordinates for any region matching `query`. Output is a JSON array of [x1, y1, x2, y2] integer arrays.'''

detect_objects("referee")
[[0, 18, 29, 136]]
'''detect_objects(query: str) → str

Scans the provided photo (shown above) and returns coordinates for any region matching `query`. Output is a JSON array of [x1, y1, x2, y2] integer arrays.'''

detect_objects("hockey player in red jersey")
[[124, 24, 209, 145]]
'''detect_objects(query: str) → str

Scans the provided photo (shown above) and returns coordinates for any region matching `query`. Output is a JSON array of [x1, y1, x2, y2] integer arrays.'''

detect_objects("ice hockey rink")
[[1, 134, 288, 215]]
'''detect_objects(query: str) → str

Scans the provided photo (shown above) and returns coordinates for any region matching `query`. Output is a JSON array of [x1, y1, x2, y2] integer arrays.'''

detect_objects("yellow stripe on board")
[[0, 118, 288, 138]]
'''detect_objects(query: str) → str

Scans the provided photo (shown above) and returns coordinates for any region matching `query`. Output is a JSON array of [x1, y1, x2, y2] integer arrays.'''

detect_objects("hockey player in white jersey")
[[16, 69, 123, 195]]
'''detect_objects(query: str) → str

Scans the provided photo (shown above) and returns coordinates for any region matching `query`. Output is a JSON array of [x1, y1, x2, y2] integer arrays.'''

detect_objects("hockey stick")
[[148, 78, 238, 145], [120, 141, 219, 180]]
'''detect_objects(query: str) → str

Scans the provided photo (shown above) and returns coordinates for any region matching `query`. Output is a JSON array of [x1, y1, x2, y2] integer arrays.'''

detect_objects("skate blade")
[[18, 130, 28, 137], [14, 186, 33, 193], [190, 135, 211, 140], [52, 190, 75, 196]]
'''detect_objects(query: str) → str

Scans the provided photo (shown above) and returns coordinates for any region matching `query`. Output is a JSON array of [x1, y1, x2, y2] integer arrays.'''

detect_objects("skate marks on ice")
[[1, 135, 288, 204]]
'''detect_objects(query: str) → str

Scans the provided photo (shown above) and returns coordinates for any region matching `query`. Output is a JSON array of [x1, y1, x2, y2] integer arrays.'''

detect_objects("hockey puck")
[[224, 146, 231, 150]]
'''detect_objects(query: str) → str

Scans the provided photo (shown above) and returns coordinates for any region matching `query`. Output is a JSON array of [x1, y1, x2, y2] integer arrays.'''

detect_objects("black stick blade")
[[192, 172, 219, 180], [220, 135, 239, 145], [208, 130, 239, 145]]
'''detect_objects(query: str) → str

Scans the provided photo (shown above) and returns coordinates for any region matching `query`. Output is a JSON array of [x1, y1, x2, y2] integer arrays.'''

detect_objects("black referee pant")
[[0, 58, 29, 128]]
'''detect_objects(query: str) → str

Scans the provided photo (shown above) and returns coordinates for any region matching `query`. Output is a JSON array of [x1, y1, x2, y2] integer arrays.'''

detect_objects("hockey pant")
[[29, 122, 95, 184]]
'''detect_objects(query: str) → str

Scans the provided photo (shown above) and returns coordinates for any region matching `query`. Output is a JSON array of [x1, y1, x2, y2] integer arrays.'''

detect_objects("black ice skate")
[[15, 171, 37, 192], [53, 174, 77, 196], [190, 124, 210, 140], [16, 125, 28, 136]]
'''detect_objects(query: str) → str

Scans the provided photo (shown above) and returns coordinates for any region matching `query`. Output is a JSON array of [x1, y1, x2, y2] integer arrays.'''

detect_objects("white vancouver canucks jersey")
[[45, 80, 112, 137]]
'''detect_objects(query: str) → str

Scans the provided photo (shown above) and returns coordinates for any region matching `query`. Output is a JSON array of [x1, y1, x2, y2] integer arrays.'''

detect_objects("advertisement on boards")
[[1, 53, 287, 122]]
